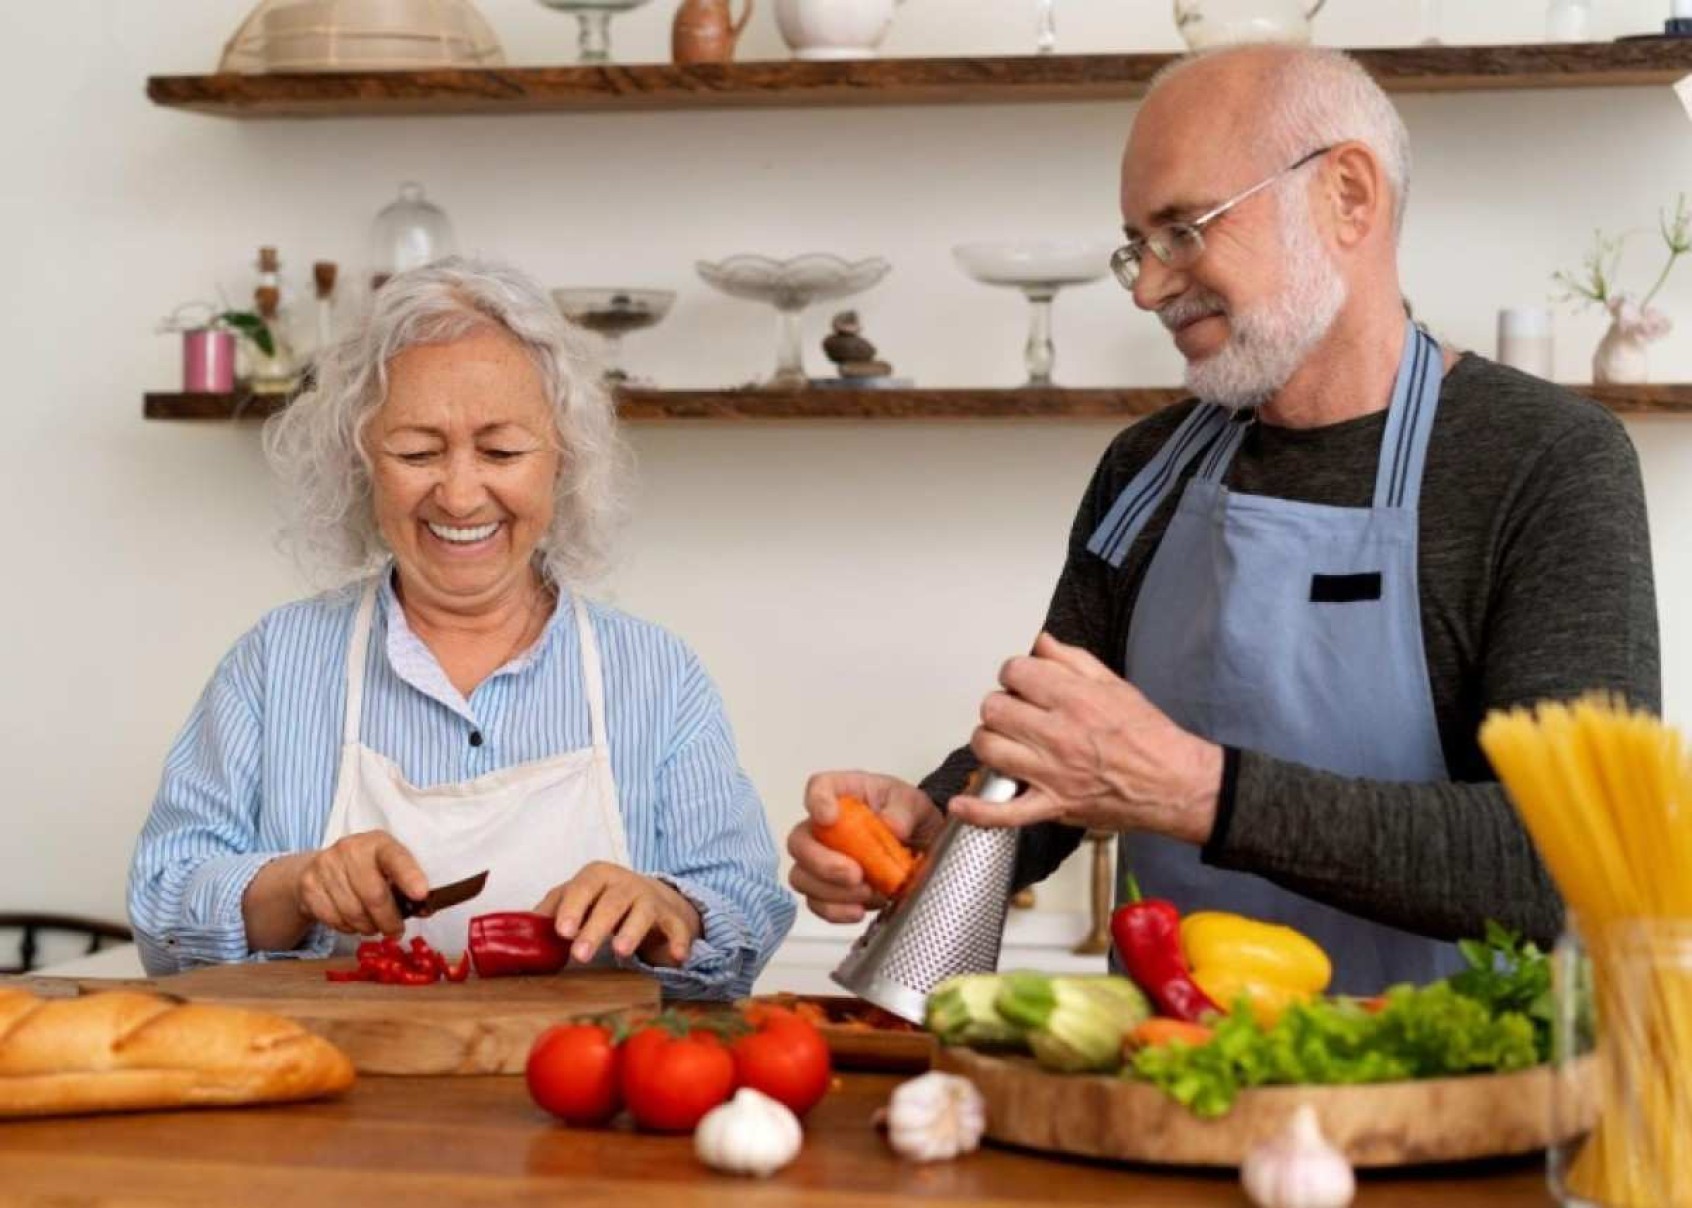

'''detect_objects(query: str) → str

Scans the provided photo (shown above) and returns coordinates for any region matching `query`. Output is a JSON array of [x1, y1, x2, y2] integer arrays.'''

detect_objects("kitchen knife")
[[393, 870, 489, 920]]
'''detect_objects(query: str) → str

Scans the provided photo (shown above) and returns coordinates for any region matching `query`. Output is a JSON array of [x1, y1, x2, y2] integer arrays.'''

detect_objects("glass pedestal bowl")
[[534, 0, 656, 63], [696, 254, 891, 389], [952, 240, 1113, 386], [552, 288, 676, 384]]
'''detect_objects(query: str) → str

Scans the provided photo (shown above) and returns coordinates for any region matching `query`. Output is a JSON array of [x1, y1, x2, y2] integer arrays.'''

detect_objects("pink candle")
[[183, 329, 236, 393]]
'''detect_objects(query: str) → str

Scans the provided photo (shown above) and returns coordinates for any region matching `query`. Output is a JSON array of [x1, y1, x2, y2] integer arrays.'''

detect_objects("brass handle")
[[1071, 830, 1116, 956]]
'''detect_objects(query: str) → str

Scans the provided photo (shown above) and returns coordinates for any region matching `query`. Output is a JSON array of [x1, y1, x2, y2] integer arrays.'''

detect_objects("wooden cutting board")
[[937, 1046, 1597, 1168], [17, 962, 659, 1077]]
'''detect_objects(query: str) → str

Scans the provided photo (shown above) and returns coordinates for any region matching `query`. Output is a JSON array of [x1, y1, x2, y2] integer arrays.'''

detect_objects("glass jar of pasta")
[[1551, 918, 1692, 1207]]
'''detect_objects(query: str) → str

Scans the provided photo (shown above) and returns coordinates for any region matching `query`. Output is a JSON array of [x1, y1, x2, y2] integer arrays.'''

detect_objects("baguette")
[[0, 988, 355, 1119]]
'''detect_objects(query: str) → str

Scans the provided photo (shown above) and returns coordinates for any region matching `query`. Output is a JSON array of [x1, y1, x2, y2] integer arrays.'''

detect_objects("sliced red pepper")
[[467, 912, 572, 978], [325, 969, 368, 983], [445, 950, 472, 983], [1110, 873, 1221, 1023]]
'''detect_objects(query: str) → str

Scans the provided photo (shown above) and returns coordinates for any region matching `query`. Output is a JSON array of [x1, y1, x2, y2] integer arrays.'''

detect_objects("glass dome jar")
[[1551, 918, 1692, 1207], [368, 183, 458, 290]]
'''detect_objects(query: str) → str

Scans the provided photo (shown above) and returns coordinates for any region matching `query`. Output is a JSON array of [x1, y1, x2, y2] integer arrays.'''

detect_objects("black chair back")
[[0, 913, 133, 975]]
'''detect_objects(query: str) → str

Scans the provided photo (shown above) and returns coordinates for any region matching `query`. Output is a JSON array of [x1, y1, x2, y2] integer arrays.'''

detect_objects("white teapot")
[[1173, 0, 1327, 51], [775, 0, 904, 60]]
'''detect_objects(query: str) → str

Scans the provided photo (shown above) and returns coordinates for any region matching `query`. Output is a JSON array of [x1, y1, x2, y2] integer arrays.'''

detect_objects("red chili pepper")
[[328, 935, 458, 985], [468, 912, 572, 978], [1110, 873, 1220, 1023]]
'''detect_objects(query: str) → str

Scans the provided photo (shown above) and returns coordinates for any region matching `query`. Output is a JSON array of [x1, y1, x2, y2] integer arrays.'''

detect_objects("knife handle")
[[392, 887, 427, 920]]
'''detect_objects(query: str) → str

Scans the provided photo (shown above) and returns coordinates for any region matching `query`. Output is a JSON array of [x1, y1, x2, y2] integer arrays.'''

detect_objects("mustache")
[[1158, 291, 1228, 332]]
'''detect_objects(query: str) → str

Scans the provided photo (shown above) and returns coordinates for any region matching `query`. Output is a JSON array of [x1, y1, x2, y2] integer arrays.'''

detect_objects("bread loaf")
[[0, 988, 355, 1119]]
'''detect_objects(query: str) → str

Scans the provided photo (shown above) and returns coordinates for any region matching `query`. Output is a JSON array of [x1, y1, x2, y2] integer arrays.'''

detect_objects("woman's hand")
[[292, 830, 430, 938], [787, 771, 944, 925], [534, 864, 702, 968]]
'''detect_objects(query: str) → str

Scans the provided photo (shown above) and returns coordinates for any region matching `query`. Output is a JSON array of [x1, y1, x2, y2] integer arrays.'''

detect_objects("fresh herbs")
[[1129, 924, 1551, 1118]]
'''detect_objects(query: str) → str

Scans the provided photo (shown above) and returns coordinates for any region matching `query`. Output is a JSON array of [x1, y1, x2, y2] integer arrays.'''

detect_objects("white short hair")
[[262, 257, 628, 590], [1148, 46, 1412, 238]]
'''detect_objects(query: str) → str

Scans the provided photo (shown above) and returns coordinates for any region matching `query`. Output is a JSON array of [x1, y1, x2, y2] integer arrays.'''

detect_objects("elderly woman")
[[128, 258, 794, 999]]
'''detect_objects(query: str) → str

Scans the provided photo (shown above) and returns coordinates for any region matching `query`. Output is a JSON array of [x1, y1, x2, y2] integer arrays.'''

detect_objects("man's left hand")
[[948, 633, 1223, 843], [535, 863, 702, 969]]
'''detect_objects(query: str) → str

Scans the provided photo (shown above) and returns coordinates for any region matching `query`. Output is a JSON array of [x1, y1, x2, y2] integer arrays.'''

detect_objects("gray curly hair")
[[262, 257, 629, 590]]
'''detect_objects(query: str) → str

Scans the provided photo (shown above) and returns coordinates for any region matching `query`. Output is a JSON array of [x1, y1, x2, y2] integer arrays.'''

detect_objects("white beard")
[[1163, 192, 1348, 411]]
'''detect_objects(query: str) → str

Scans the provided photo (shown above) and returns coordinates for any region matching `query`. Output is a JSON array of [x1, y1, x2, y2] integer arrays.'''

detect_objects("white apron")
[[320, 579, 630, 954]]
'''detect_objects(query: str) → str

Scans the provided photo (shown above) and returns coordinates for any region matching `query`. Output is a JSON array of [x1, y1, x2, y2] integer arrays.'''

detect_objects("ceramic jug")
[[775, 0, 904, 60], [1173, 0, 1327, 50], [673, 0, 754, 63]]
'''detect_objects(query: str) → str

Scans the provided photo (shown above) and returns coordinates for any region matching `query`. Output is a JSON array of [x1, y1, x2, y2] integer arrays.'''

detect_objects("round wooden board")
[[935, 1046, 1595, 1169]]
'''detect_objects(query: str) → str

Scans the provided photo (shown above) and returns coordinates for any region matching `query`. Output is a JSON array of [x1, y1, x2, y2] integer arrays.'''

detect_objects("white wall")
[[1, 0, 1688, 928]]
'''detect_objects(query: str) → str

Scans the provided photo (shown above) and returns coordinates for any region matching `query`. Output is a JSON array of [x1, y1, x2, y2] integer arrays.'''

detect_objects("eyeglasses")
[[1110, 146, 1335, 291]]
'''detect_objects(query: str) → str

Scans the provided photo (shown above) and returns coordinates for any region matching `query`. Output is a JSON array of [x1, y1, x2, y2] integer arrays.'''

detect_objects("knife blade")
[[393, 870, 489, 920]]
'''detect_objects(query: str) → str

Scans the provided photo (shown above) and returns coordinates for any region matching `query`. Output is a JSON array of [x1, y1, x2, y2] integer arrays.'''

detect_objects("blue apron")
[[1086, 322, 1461, 995]]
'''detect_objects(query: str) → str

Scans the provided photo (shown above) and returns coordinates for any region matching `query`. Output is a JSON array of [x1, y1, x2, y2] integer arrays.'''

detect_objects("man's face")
[[1120, 92, 1348, 408]]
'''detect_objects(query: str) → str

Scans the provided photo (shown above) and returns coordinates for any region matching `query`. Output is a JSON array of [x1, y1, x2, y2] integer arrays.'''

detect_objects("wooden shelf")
[[146, 40, 1692, 119], [143, 383, 1692, 423]]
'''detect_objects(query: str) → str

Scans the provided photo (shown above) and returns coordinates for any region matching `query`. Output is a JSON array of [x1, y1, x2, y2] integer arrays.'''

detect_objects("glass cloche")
[[219, 0, 505, 73], [369, 183, 458, 290]]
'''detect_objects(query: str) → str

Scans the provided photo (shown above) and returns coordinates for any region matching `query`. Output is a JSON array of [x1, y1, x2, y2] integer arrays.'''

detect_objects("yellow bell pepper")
[[1179, 911, 1332, 1027]]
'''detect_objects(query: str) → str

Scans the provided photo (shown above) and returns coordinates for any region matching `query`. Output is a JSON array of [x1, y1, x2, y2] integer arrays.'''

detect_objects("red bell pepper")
[[1110, 873, 1220, 1023], [467, 911, 572, 978]]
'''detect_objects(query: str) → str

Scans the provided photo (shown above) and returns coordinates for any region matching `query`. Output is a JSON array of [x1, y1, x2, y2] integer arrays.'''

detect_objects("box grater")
[[830, 769, 1022, 1023]]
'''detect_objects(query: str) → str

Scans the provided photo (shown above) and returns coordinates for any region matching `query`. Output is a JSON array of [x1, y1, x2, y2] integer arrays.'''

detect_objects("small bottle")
[[246, 248, 301, 396], [312, 261, 339, 362]]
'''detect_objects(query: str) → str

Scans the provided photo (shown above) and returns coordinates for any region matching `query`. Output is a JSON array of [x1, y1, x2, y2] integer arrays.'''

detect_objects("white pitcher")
[[1173, 0, 1327, 51], [775, 0, 904, 60]]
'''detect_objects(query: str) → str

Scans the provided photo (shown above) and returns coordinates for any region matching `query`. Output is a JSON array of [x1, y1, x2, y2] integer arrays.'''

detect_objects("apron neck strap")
[[342, 577, 381, 747], [1372, 321, 1445, 511], [1086, 403, 1232, 568], [571, 595, 610, 751]]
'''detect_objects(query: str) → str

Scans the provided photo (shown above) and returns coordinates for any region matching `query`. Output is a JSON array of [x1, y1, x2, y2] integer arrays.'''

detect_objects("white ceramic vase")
[[774, 0, 903, 59], [1592, 320, 1651, 385]]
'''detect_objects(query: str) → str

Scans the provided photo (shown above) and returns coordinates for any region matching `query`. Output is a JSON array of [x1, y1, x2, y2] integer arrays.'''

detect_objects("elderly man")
[[789, 45, 1659, 994]]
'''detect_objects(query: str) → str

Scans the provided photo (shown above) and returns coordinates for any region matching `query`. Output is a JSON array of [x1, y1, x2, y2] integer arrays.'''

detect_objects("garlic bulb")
[[694, 1088, 803, 1178], [883, 1071, 986, 1163], [1241, 1105, 1356, 1208]]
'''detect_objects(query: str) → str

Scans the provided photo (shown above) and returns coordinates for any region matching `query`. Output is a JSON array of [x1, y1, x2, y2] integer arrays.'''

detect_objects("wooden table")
[[0, 1073, 1552, 1206]]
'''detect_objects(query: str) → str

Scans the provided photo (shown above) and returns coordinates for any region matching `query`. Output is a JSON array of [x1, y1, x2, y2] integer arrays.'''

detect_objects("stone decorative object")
[[822, 311, 892, 379]]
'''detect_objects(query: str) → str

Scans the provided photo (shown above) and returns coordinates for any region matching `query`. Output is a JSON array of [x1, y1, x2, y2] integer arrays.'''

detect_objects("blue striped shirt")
[[127, 570, 795, 999]]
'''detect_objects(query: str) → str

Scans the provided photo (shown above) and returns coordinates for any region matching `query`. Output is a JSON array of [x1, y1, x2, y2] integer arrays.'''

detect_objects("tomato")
[[526, 1023, 622, 1127], [619, 1024, 735, 1133], [731, 1004, 832, 1117]]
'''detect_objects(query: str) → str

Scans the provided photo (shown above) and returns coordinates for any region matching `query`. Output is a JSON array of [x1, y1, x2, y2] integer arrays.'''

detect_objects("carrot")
[[1124, 1018, 1215, 1054], [813, 795, 916, 898]]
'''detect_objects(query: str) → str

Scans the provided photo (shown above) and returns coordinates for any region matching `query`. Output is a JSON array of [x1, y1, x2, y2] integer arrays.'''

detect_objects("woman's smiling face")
[[367, 327, 562, 614]]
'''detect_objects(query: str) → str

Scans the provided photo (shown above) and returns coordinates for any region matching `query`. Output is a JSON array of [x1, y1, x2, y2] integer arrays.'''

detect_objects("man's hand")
[[948, 633, 1223, 843], [535, 863, 702, 968], [788, 771, 944, 924]]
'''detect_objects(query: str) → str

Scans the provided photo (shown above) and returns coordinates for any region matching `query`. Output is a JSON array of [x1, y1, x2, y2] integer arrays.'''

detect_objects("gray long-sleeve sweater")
[[919, 354, 1660, 948]]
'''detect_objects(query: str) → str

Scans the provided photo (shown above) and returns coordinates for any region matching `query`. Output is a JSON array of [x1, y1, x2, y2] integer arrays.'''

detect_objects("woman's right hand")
[[293, 830, 430, 938], [788, 772, 944, 924]]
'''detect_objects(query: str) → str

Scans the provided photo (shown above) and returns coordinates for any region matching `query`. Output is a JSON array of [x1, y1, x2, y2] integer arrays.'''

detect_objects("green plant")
[[1554, 194, 1691, 312], [216, 310, 275, 357]]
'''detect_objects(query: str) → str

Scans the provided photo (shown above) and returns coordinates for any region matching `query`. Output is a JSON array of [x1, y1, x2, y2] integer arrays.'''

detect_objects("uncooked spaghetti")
[[1480, 695, 1692, 1207]]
